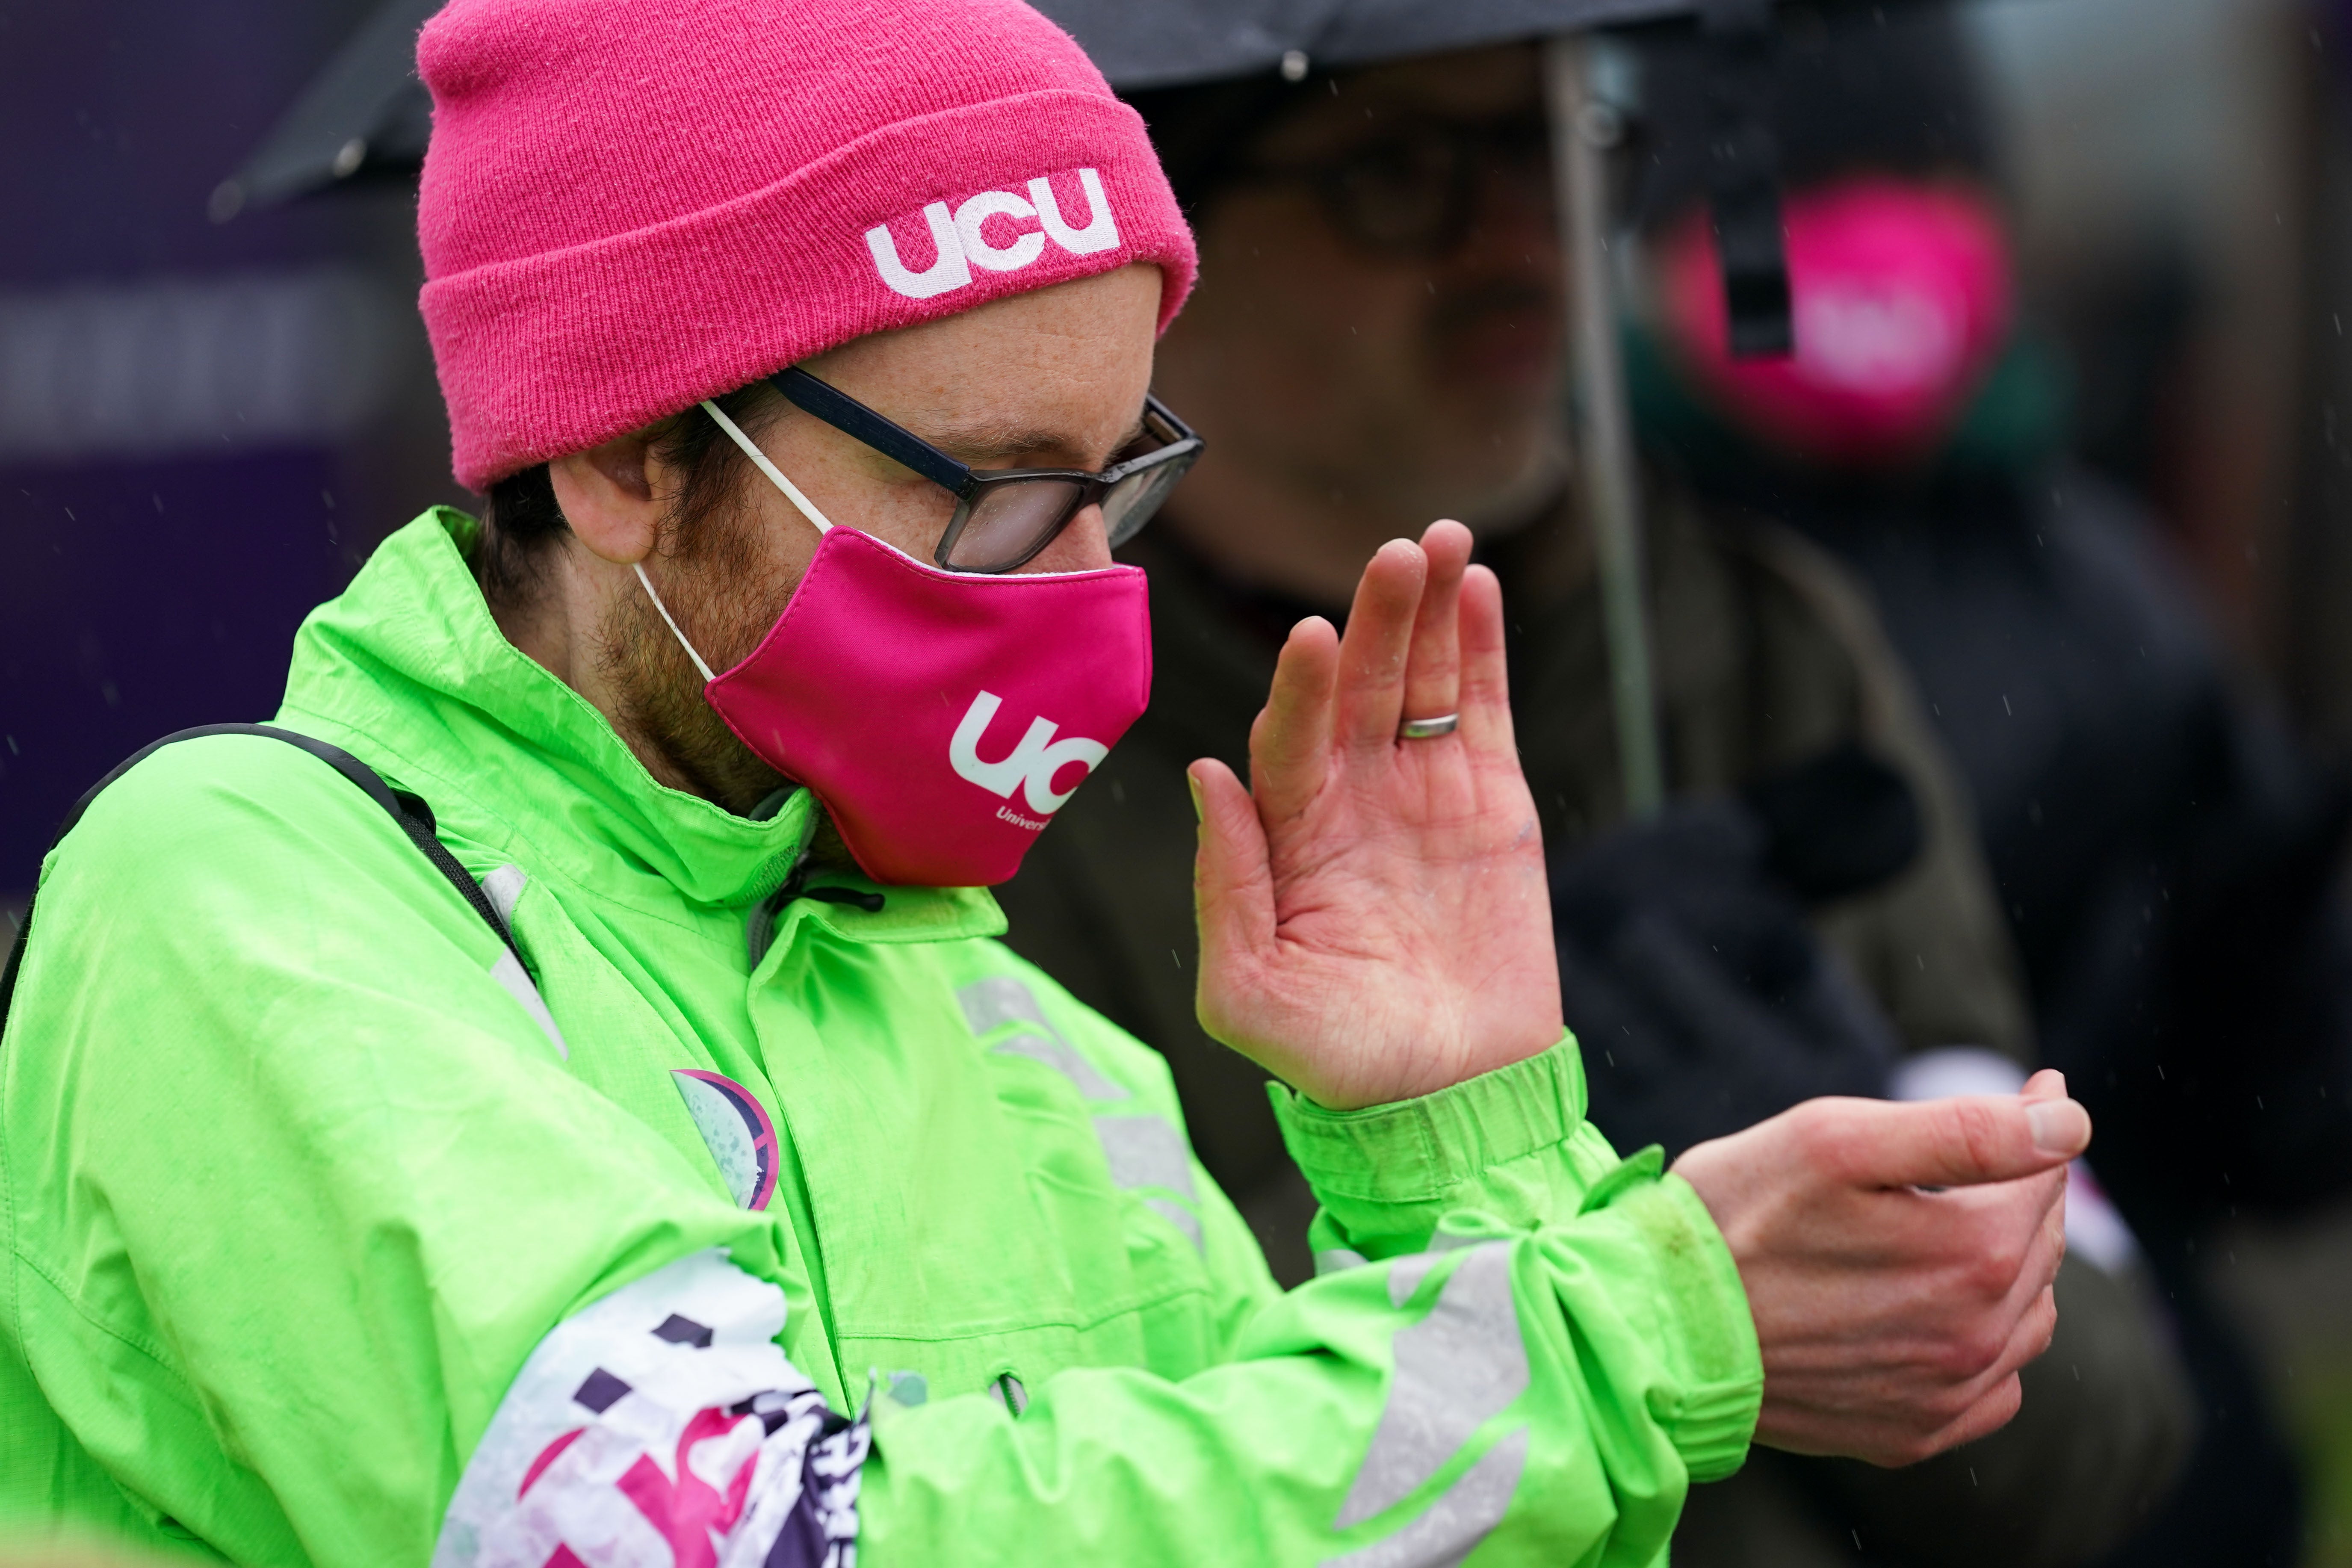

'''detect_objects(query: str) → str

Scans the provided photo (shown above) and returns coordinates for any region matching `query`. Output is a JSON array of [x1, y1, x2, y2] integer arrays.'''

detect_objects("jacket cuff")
[[1270, 1034, 1590, 1243], [1595, 1173, 1764, 1480]]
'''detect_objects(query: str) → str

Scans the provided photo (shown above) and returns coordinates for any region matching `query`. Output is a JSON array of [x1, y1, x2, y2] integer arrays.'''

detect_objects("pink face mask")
[[635, 412, 1151, 889], [1658, 176, 2016, 465]]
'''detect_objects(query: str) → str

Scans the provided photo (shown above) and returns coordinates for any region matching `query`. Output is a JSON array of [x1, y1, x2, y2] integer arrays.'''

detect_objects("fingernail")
[[2027, 1098, 2090, 1155], [1187, 771, 1203, 824]]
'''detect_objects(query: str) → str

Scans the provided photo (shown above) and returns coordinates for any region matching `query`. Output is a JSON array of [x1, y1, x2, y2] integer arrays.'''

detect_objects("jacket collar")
[[278, 508, 1002, 938]]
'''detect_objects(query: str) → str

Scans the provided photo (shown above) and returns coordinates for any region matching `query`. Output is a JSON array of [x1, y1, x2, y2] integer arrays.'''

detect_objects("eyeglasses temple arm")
[[773, 367, 974, 494], [1141, 393, 1197, 443]]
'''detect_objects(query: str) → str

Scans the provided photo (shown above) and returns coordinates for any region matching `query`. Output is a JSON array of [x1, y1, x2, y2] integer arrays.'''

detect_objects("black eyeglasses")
[[764, 367, 1203, 574], [1237, 114, 1553, 259]]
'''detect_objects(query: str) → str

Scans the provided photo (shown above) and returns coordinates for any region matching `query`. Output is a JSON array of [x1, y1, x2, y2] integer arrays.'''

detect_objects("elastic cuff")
[[1605, 1174, 1763, 1480], [1269, 1034, 1585, 1206]]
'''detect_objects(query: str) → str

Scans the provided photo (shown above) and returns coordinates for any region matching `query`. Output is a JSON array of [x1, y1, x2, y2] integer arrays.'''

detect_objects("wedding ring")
[[1397, 713, 1460, 740]]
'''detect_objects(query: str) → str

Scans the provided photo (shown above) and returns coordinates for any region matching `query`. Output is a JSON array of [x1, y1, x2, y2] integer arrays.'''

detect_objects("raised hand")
[[1190, 520, 1563, 1111], [1672, 1069, 2089, 1465]]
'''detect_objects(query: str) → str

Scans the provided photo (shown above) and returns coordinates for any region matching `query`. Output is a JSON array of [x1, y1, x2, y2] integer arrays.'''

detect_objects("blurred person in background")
[[1624, 11, 2352, 1565], [994, 27, 2192, 1568]]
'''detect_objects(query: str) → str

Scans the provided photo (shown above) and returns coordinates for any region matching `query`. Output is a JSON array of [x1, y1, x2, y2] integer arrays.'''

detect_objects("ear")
[[549, 430, 661, 567]]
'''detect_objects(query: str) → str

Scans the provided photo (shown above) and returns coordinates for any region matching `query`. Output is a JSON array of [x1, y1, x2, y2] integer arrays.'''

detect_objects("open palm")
[[1191, 520, 1565, 1110]]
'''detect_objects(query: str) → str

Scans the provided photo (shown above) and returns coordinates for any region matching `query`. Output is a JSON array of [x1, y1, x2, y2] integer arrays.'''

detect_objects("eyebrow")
[[925, 410, 1149, 471]]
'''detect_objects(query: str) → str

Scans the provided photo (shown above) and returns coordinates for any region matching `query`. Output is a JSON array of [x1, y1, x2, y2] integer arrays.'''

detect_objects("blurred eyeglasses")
[[1235, 113, 1554, 258], [770, 368, 1203, 574]]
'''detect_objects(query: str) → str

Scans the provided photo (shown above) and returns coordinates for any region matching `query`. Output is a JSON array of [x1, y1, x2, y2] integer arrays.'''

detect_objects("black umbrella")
[[1031, 0, 1716, 89], [210, 0, 437, 221], [217, 0, 1741, 212]]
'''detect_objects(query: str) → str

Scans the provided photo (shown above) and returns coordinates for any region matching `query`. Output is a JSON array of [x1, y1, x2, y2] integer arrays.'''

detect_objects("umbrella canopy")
[[1029, 0, 1700, 89], [222, 0, 1729, 207], [213, 0, 437, 217]]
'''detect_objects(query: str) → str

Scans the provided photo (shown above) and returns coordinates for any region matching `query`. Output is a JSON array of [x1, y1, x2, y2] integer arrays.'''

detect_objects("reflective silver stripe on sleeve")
[[1386, 1229, 1482, 1307], [1317, 1248, 1372, 1277], [1386, 1254, 1437, 1308], [1321, 1427, 1529, 1568], [1338, 1242, 1530, 1529], [958, 975, 1130, 1101]]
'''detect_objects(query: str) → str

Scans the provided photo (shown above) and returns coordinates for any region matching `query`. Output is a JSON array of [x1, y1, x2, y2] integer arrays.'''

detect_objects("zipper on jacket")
[[747, 858, 886, 968]]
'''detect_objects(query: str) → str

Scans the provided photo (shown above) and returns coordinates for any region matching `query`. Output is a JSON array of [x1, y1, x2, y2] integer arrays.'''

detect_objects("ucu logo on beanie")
[[866, 169, 1123, 301]]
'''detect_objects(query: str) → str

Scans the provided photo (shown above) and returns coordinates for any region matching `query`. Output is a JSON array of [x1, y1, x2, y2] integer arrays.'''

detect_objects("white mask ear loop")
[[632, 397, 847, 685], [632, 561, 716, 684], [700, 398, 838, 533]]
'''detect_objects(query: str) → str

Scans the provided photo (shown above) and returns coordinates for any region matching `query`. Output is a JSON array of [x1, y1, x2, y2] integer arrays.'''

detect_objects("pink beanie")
[[415, 0, 1196, 491]]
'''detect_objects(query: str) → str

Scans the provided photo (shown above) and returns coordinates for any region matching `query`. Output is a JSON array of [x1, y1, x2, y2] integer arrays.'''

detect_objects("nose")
[[1017, 502, 1114, 575]]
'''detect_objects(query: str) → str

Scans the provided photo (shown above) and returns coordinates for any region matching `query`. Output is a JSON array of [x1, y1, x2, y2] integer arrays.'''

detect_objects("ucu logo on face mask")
[[866, 169, 1122, 301], [948, 690, 1109, 827]]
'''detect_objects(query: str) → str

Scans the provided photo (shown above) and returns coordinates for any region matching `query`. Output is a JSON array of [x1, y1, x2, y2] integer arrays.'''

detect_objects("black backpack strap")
[[2, 724, 521, 1029]]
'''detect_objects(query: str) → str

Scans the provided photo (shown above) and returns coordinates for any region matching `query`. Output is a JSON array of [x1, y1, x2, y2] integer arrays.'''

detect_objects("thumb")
[[1825, 1092, 2091, 1190], [2021, 1067, 2068, 1102]]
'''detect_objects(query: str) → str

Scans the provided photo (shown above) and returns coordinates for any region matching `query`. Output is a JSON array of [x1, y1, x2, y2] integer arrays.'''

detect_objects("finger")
[[1916, 1372, 2025, 1463], [1333, 539, 1427, 750], [1910, 1163, 2065, 1320], [1992, 1170, 2071, 1307], [1457, 564, 1516, 753], [1805, 1093, 2089, 1190], [1191, 757, 1276, 1034], [1921, 1282, 2060, 1456], [1401, 520, 1471, 731], [1250, 616, 1339, 823]]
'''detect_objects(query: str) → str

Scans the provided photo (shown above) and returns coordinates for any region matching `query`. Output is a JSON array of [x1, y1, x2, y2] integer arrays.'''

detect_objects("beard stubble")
[[594, 475, 802, 815]]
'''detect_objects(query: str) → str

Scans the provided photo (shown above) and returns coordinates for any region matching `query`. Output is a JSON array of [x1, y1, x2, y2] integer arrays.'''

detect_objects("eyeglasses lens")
[[1102, 456, 1191, 549], [944, 479, 1090, 571]]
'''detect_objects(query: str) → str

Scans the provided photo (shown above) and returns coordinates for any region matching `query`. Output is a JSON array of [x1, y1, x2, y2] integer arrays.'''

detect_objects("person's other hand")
[[1554, 798, 1900, 1160], [1191, 520, 1563, 1110], [1671, 1069, 2088, 1466]]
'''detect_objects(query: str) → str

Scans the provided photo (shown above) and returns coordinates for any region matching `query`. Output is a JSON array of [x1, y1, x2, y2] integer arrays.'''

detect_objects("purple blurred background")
[[0, 0, 455, 898]]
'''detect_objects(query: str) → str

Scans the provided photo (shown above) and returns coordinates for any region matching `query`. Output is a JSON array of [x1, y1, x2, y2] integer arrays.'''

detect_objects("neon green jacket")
[[0, 511, 1761, 1567]]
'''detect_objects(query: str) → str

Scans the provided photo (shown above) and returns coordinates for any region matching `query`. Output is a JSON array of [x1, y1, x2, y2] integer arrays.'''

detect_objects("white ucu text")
[[866, 170, 1121, 301], [948, 690, 1108, 822]]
